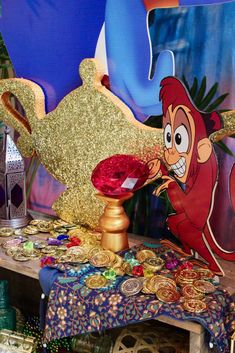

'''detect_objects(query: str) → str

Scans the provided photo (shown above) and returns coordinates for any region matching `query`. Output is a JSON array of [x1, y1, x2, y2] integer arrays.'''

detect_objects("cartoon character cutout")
[[154, 77, 235, 275]]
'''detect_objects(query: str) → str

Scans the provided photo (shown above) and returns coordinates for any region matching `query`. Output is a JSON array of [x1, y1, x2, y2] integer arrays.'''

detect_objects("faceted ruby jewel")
[[91, 155, 150, 197]]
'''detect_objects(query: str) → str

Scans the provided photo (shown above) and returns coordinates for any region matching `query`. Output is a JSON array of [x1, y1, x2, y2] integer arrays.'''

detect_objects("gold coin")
[[87, 246, 103, 259], [27, 250, 40, 259], [53, 227, 68, 233], [2, 239, 21, 249], [114, 267, 125, 276], [57, 254, 73, 263], [57, 246, 67, 251], [36, 221, 54, 232], [29, 219, 42, 226], [120, 278, 143, 296], [142, 279, 155, 294], [196, 268, 214, 280], [23, 226, 39, 235], [121, 262, 133, 276], [183, 299, 207, 313], [143, 257, 165, 272], [53, 219, 76, 228], [178, 269, 200, 282], [13, 253, 30, 262], [67, 246, 88, 263], [85, 274, 107, 289], [181, 284, 205, 300], [156, 288, 181, 303], [14, 228, 25, 236], [49, 230, 61, 237], [147, 275, 176, 293], [0, 227, 14, 237], [34, 240, 47, 249], [89, 250, 115, 267], [112, 254, 124, 269], [103, 250, 116, 264], [5, 248, 20, 257], [193, 279, 216, 294], [41, 247, 56, 255], [136, 249, 157, 263]]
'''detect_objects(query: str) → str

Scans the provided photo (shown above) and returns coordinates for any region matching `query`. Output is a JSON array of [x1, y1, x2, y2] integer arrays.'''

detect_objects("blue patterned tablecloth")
[[41, 243, 235, 353]]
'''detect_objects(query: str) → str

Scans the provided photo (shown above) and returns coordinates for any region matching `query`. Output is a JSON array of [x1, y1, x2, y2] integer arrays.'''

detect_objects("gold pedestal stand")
[[96, 192, 133, 252]]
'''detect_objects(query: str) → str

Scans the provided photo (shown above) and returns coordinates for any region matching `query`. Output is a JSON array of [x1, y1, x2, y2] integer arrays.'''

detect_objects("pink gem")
[[91, 155, 150, 196]]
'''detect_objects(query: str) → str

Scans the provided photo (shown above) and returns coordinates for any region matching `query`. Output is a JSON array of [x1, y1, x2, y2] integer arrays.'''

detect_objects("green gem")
[[103, 268, 116, 280], [127, 258, 139, 268], [23, 241, 34, 251]]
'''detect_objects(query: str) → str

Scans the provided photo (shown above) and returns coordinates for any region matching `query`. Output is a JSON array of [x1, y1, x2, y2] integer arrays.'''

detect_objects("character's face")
[[163, 105, 195, 183]]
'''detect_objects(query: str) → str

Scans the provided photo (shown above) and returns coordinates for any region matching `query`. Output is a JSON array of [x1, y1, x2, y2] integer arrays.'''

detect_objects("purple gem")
[[47, 238, 62, 246]]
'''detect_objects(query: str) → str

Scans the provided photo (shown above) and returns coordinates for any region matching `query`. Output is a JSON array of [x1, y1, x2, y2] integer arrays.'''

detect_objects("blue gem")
[[124, 251, 135, 261], [57, 234, 69, 241]]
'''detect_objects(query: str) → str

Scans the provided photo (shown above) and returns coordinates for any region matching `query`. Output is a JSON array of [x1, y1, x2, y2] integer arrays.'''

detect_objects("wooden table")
[[1, 213, 234, 353]]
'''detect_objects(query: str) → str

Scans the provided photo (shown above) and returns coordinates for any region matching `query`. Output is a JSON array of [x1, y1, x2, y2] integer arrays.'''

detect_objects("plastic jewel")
[[40, 256, 56, 268], [103, 268, 117, 280], [143, 269, 154, 278], [57, 234, 69, 241], [47, 238, 62, 246], [91, 154, 150, 197], [23, 241, 34, 251], [126, 258, 140, 268], [124, 251, 135, 261], [132, 265, 144, 277]]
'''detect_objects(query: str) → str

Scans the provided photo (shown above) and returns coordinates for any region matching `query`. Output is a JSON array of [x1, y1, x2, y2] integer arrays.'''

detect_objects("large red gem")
[[91, 154, 150, 196]]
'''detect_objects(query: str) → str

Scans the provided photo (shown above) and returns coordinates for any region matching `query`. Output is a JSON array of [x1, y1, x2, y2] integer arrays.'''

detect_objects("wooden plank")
[[156, 315, 204, 335], [189, 331, 209, 353]]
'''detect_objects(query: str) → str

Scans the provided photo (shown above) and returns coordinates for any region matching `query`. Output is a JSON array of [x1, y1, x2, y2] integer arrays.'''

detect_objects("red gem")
[[91, 154, 150, 196], [178, 261, 193, 271], [132, 265, 144, 277], [66, 237, 81, 248], [40, 256, 56, 268]]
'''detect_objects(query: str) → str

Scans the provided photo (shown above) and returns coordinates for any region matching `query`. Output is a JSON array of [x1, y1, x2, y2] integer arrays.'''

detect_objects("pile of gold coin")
[[142, 275, 180, 304], [0, 218, 102, 262], [175, 268, 200, 286], [175, 268, 216, 313], [0, 220, 216, 315]]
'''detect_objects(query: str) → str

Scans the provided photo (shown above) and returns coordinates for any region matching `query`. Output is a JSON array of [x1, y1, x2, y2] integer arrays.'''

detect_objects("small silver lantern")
[[0, 127, 31, 228]]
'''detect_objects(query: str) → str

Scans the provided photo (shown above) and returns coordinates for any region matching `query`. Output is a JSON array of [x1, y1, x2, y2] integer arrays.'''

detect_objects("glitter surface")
[[0, 59, 165, 228]]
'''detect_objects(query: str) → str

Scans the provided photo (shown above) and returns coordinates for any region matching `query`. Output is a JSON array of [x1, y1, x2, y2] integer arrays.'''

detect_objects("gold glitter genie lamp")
[[0, 59, 166, 228]]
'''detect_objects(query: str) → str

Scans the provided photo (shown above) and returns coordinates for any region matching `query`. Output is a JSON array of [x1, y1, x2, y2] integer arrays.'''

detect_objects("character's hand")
[[153, 175, 174, 196], [143, 158, 161, 186]]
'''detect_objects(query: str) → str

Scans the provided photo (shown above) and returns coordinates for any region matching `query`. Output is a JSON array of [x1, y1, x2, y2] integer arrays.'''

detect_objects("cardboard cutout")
[[155, 77, 235, 275]]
